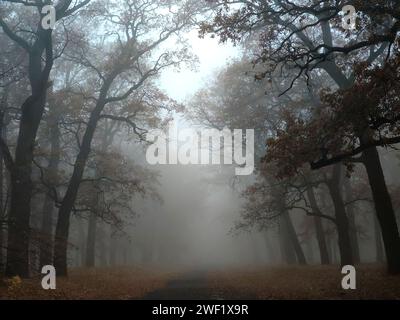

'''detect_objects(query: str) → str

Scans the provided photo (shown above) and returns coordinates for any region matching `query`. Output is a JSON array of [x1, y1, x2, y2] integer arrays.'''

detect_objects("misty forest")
[[0, 0, 400, 300]]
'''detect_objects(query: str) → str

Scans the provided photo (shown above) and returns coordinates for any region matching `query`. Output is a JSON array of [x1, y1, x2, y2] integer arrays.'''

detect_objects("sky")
[[159, 30, 240, 103]]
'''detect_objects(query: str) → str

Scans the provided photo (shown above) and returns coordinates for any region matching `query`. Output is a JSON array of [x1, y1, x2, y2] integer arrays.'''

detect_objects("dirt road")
[[143, 270, 219, 300]]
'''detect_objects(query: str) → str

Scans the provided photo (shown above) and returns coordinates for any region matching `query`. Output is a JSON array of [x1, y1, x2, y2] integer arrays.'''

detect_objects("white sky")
[[159, 29, 241, 103]]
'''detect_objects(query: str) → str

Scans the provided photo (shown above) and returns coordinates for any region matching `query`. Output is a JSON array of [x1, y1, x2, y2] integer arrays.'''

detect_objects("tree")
[[265, 55, 400, 271], [0, 0, 91, 277], [202, 0, 400, 274], [52, 0, 199, 276], [189, 57, 355, 266]]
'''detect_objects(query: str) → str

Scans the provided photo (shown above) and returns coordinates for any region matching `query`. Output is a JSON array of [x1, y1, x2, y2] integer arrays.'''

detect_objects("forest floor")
[[0, 264, 399, 299], [0, 266, 179, 300], [207, 264, 400, 300]]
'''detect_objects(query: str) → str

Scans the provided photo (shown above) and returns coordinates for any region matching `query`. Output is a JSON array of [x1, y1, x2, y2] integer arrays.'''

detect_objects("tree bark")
[[5, 30, 53, 277], [263, 232, 277, 263], [6, 93, 47, 277], [54, 94, 108, 276], [278, 218, 296, 265], [326, 164, 353, 266], [362, 146, 400, 274], [39, 110, 60, 268], [0, 92, 7, 273], [0, 140, 3, 273], [306, 187, 330, 264], [109, 226, 117, 267], [85, 211, 97, 267], [281, 211, 307, 265], [97, 224, 108, 267], [77, 219, 86, 267], [343, 178, 361, 264], [347, 211, 360, 264], [374, 214, 385, 263]]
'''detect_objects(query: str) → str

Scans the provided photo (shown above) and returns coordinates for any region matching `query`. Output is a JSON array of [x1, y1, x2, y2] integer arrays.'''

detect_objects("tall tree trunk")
[[331, 235, 338, 264], [85, 127, 112, 269], [0, 92, 6, 273], [306, 187, 330, 264], [97, 224, 108, 267], [278, 218, 296, 265], [326, 164, 353, 266], [374, 214, 385, 263], [264, 232, 277, 263], [5, 32, 53, 277], [305, 236, 314, 264], [326, 233, 333, 264], [85, 175, 100, 268], [6, 93, 47, 277], [39, 196, 55, 268], [273, 185, 306, 265], [54, 96, 108, 276], [54, 75, 119, 276], [343, 179, 361, 264], [77, 219, 86, 267], [39, 111, 60, 268], [109, 227, 117, 267], [363, 146, 400, 273], [347, 211, 360, 264], [0, 141, 3, 273], [85, 212, 97, 268], [281, 211, 307, 265]]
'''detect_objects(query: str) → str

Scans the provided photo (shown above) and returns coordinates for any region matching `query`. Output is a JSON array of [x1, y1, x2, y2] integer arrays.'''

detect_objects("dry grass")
[[207, 264, 400, 300], [0, 266, 178, 300]]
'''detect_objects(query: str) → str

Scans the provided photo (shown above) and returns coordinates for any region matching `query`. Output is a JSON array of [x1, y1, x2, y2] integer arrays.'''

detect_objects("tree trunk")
[[97, 224, 108, 267], [109, 226, 117, 267], [281, 211, 307, 265], [0, 95, 6, 273], [374, 214, 385, 263], [39, 111, 60, 268], [331, 235, 338, 264], [39, 195, 54, 268], [54, 96, 107, 276], [278, 218, 296, 265], [363, 146, 400, 274], [343, 178, 361, 264], [76, 219, 86, 267], [264, 232, 277, 263], [326, 233, 333, 264], [273, 185, 306, 265], [306, 187, 330, 264], [6, 92, 47, 277], [326, 164, 353, 266], [347, 211, 360, 264], [0, 144, 3, 273], [5, 33, 53, 277], [85, 212, 97, 268]]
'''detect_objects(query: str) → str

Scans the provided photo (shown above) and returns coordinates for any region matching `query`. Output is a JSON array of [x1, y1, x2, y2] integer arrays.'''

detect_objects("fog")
[[1, 0, 400, 300], [34, 25, 400, 273]]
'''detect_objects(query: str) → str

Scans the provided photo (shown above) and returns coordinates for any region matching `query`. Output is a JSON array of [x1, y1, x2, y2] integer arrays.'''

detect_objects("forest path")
[[142, 270, 223, 300]]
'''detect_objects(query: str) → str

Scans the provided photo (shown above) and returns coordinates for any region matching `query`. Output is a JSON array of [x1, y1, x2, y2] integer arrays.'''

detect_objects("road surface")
[[143, 270, 223, 300]]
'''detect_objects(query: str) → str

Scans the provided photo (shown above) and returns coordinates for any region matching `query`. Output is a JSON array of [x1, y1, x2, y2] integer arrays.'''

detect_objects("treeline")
[[191, 0, 400, 274], [0, 0, 202, 278]]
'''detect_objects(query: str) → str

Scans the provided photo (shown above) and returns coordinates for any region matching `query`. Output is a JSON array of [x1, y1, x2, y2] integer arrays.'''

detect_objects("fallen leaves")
[[207, 264, 400, 300], [0, 266, 178, 300]]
